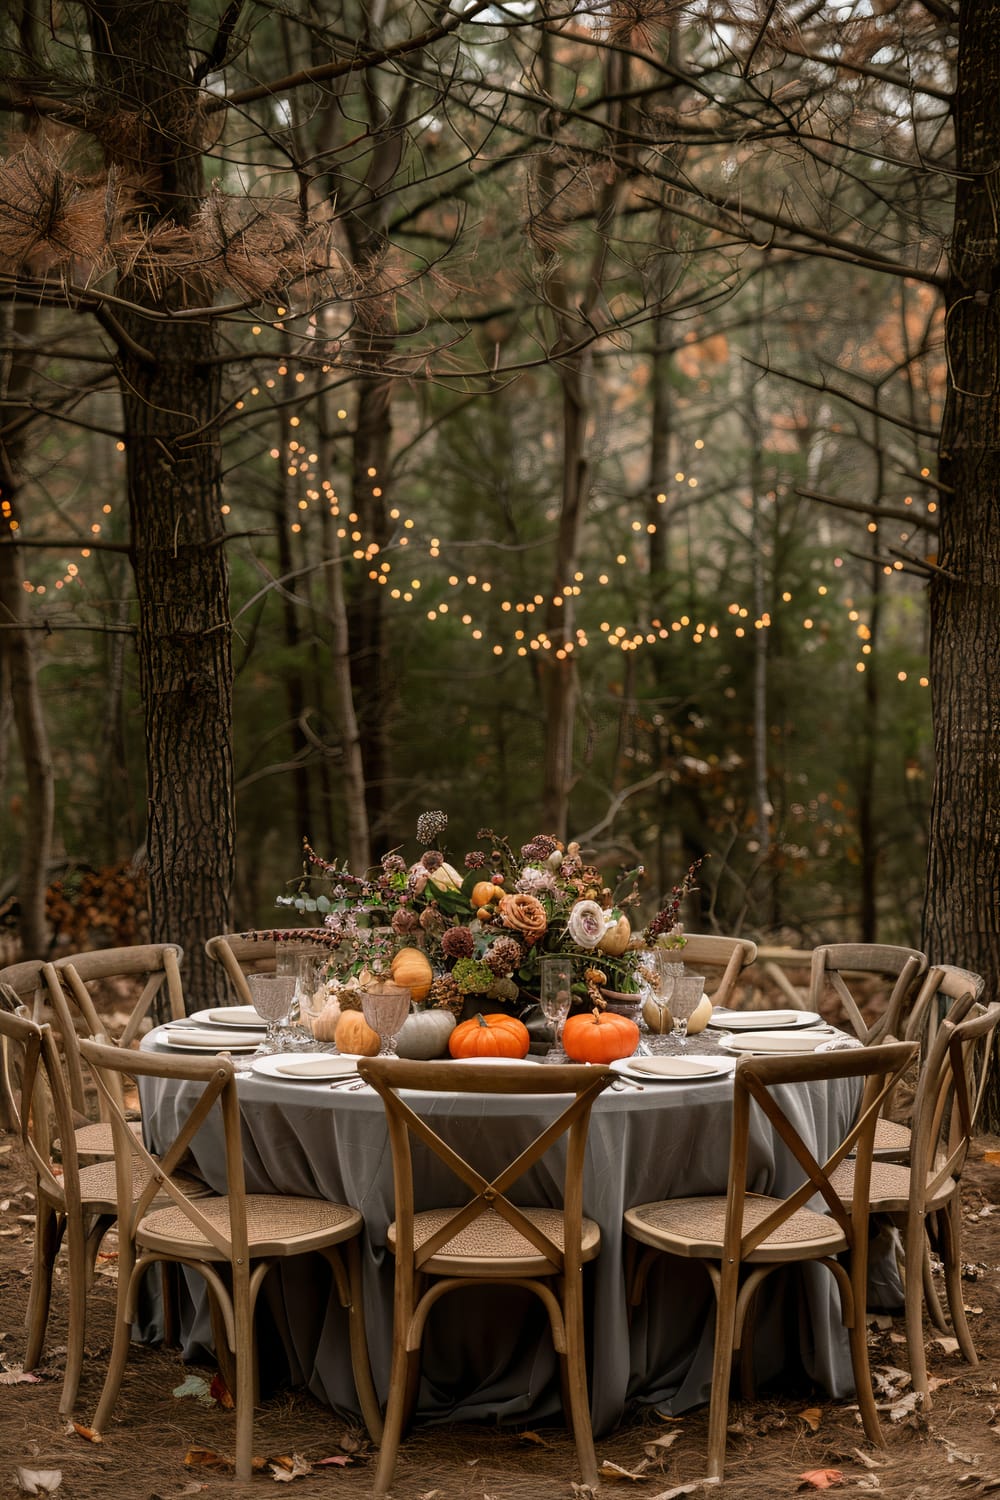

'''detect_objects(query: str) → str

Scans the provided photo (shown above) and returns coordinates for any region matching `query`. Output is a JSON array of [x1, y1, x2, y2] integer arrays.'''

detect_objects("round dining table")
[[138, 1027, 865, 1436]]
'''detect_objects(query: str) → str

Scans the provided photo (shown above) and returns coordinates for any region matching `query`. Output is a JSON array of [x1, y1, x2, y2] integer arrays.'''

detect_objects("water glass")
[[539, 956, 573, 1063], [246, 973, 297, 1054], [361, 984, 411, 1057], [669, 973, 706, 1047]]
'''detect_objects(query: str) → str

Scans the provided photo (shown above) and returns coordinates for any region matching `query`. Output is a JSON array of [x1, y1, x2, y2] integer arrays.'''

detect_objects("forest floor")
[[1, 1132, 999, 1500]]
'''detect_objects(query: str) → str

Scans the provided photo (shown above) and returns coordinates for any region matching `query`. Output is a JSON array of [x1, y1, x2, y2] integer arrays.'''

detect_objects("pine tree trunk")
[[88, 1, 233, 1005], [926, 0, 1000, 1118]]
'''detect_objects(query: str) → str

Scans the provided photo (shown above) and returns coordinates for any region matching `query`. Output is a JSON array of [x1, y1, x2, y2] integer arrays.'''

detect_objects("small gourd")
[[471, 880, 500, 909], [334, 1009, 380, 1057], [390, 946, 434, 1002], [597, 915, 631, 957], [396, 1007, 457, 1060], [309, 996, 342, 1042]]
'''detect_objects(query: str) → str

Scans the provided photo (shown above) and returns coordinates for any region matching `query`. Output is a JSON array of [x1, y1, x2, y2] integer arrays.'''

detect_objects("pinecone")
[[427, 973, 463, 1017]]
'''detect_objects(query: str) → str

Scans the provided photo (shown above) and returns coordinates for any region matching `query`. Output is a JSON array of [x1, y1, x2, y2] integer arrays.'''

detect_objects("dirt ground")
[[1, 1129, 999, 1500]]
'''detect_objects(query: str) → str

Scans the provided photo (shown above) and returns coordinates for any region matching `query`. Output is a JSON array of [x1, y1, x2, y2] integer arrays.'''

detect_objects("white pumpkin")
[[395, 1008, 457, 1060]]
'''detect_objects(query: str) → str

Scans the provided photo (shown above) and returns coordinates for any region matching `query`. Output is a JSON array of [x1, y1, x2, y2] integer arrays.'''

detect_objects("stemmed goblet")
[[361, 982, 412, 1058], [539, 956, 573, 1063], [246, 973, 298, 1055], [667, 972, 706, 1049]]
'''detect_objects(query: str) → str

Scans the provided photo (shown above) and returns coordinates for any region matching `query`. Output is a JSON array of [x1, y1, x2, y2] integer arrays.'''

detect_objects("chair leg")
[[561, 1272, 599, 1491], [342, 1240, 383, 1444], [372, 1327, 418, 1499], [24, 1204, 61, 1369], [903, 1216, 930, 1406], [233, 1283, 256, 1483], [940, 1195, 978, 1367], [706, 1266, 739, 1482], [921, 1230, 949, 1333], [58, 1212, 92, 1417], [92, 1264, 140, 1435]]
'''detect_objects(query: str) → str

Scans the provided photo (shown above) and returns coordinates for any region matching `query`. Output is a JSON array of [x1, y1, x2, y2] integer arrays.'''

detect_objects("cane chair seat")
[[138, 1194, 362, 1259], [71, 1119, 143, 1157], [870, 1117, 913, 1158], [389, 1203, 602, 1274], [626, 1193, 849, 1261], [829, 1158, 955, 1217]]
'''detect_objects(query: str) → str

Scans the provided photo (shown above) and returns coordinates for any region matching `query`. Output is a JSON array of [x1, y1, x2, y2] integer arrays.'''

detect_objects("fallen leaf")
[[980, 1150, 1000, 1164], [599, 1458, 652, 1480], [0, 1368, 41, 1385], [797, 1471, 843, 1491], [856, 1477, 881, 1491], [800, 1406, 823, 1433], [68, 1423, 102, 1444], [14, 1470, 61, 1496], [643, 1432, 681, 1457], [884, 1391, 922, 1422], [648, 1482, 720, 1498], [268, 1453, 311, 1481], [173, 1375, 215, 1406], [209, 1372, 234, 1410], [852, 1448, 885, 1470], [519, 1431, 554, 1448], [932, 1336, 961, 1356], [314, 1456, 352, 1467]]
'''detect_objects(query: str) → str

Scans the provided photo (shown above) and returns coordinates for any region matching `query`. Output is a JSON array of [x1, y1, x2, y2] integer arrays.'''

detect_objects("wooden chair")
[[808, 943, 928, 1044], [77, 1037, 382, 1480], [0, 1008, 206, 1417], [623, 1039, 917, 1482], [830, 1001, 1000, 1406], [48, 944, 187, 1160], [357, 1056, 616, 1498], [0, 959, 47, 1130], [872, 966, 983, 1163], [651, 933, 758, 1009]]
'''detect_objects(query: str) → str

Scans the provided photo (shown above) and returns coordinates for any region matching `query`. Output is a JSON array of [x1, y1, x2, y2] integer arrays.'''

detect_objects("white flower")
[[516, 866, 558, 896], [566, 899, 611, 949]]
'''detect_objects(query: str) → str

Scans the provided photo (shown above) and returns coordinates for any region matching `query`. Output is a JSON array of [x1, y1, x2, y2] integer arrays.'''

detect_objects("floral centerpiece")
[[275, 811, 701, 1019]]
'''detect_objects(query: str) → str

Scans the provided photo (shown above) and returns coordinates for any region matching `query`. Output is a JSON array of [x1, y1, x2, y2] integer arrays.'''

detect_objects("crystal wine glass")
[[668, 973, 706, 1048], [361, 983, 412, 1057], [246, 973, 297, 1055], [539, 956, 573, 1063]]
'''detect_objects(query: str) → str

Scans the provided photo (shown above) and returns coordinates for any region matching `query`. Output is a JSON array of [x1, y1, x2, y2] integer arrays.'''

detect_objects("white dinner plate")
[[161, 1026, 263, 1052], [448, 1056, 539, 1066], [188, 1006, 268, 1029], [611, 1055, 735, 1084], [707, 1009, 822, 1032], [252, 1052, 359, 1081], [719, 1029, 835, 1056]]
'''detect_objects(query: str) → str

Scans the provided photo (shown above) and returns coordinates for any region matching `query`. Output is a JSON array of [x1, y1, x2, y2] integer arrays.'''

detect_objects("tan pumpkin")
[[562, 1009, 639, 1064], [390, 946, 434, 1002], [334, 1009, 380, 1057], [309, 996, 342, 1042], [685, 994, 713, 1036], [396, 1007, 457, 1060], [597, 914, 632, 957], [448, 1012, 530, 1059]]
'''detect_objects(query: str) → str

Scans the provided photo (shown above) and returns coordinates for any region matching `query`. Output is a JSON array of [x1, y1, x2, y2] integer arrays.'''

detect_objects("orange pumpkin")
[[471, 880, 500, 909], [390, 946, 433, 1001], [449, 1012, 531, 1059], [562, 1010, 639, 1064]]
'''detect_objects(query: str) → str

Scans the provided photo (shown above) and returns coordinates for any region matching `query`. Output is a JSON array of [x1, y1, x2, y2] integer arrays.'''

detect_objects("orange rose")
[[498, 892, 547, 945]]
